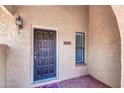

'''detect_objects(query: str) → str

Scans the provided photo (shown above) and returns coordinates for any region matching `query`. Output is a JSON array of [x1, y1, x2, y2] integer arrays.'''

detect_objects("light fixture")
[[16, 15, 23, 33]]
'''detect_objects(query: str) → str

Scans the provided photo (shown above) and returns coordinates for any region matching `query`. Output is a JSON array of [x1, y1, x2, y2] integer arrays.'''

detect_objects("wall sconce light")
[[16, 15, 23, 34]]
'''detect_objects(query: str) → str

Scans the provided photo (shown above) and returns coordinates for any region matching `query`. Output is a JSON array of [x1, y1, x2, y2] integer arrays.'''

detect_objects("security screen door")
[[33, 28, 56, 82]]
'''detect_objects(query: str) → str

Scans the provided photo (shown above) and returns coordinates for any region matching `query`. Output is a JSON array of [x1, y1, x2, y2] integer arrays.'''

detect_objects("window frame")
[[75, 32, 85, 64]]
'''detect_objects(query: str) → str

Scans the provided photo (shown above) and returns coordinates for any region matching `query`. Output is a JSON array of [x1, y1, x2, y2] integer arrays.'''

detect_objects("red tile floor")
[[59, 75, 111, 88]]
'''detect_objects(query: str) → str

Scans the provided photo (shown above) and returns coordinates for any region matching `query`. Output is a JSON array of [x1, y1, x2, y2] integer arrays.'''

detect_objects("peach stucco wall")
[[1, 5, 121, 88], [2, 5, 15, 15], [88, 6, 121, 88], [0, 44, 7, 87], [0, 6, 89, 87], [111, 5, 124, 88]]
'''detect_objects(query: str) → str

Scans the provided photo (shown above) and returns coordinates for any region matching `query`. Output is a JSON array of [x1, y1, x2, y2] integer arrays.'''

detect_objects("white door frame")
[[30, 25, 59, 85]]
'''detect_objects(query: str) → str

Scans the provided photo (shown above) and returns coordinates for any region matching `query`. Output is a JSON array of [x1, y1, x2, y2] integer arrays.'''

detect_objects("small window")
[[76, 32, 85, 64]]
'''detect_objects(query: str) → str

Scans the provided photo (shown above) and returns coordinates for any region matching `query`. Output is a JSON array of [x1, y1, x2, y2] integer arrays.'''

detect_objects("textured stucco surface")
[[3, 5, 15, 15], [1, 5, 121, 88], [111, 5, 124, 87], [0, 6, 89, 87], [0, 7, 32, 88], [0, 44, 7, 87], [88, 6, 121, 88]]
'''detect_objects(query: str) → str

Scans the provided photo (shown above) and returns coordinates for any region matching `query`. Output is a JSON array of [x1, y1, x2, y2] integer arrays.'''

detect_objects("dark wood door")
[[33, 28, 56, 82]]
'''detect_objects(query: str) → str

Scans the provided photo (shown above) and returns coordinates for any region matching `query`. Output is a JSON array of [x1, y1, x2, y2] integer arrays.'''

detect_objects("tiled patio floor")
[[59, 75, 111, 88]]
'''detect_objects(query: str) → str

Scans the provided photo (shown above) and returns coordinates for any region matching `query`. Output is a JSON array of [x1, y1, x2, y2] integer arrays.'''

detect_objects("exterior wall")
[[3, 5, 15, 15], [0, 6, 89, 87], [0, 44, 7, 87], [88, 6, 121, 88], [111, 5, 124, 88], [0, 8, 27, 87]]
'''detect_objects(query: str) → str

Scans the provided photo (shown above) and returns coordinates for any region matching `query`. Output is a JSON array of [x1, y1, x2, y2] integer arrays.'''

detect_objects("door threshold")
[[33, 77, 57, 84], [31, 77, 59, 88]]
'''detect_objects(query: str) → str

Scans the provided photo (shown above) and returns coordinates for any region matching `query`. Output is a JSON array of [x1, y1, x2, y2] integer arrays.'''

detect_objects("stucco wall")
[[0, 8, 28, 87], [3, 5, 15, 15], [0, 44, 7, 87], [0, 6, 89, 87], [111, 5, 124, 88], [88, 6, 121, 88]]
